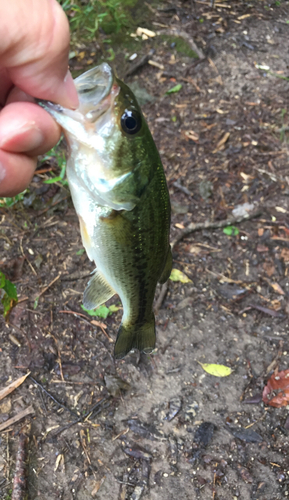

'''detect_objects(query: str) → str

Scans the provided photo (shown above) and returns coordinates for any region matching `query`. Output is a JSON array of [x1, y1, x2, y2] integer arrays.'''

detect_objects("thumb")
[[0, 0, 78, 108]]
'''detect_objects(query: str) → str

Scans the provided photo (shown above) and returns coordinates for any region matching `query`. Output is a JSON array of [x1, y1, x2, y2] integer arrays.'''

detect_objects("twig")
[[171, 209, 262, 250], [19, 238, 37, 276], [154, 283, 170, 313], [52, 396, 111, 437], [0, 406, 34, 432], [37, 273, 61, 299], [155, 209, 262, 312], [11, 426, 30, 500], [28, 375, 78, 417], [173, 181, 193, 197], [35, 195, 69, 217], [59, 308, 115, 358], [125, 52, 153, 77], [156, 28, 204, 59]]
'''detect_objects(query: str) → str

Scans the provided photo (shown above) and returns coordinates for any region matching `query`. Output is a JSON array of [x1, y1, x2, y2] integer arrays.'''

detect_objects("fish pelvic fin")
[[159, 245, 173, 284], [114, 314, 156, 359], [83, 270, 115, 310]]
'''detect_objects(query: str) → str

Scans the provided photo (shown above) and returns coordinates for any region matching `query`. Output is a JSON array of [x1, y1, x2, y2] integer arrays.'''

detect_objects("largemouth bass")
[[38, 63, 171, 359]]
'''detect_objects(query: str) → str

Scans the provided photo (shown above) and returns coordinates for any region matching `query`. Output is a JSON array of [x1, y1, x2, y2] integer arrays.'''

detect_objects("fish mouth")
[[37, 63, 118, 127], [76, 63, 113, 105], [74, 63, 117, 121]]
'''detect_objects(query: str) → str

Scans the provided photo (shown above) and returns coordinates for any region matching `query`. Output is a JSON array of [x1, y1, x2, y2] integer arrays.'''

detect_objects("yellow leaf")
[[198, 362, 232, 377], [169, 269, 192, 283]]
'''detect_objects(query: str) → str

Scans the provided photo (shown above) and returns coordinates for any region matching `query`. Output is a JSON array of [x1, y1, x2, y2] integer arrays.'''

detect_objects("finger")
[[0, 67, 13, 105], [0, 0, 78, 109], [0, 150, 37, 197], [0, 102, 61, 156], [5, 86, 35, 105]]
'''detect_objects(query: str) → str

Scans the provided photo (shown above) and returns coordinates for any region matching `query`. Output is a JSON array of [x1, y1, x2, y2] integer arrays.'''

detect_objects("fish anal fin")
[[159, 245, 173, 284], [114, 314, 156, 359], [83, 270, 115, 310]]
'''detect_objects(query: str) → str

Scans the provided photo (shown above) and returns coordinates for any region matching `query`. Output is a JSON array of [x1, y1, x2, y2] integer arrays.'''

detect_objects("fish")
[[38, 63, 171, 359]]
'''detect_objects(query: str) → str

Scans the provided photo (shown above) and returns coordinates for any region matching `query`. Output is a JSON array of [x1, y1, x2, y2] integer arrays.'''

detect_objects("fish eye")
[[121, 110, 142, 135]]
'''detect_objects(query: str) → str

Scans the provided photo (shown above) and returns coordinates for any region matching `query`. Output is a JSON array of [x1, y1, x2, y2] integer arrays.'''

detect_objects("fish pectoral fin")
[[83, 270, 115, 310], [114, 314, 156, 359], [158, 245, 173, 284]]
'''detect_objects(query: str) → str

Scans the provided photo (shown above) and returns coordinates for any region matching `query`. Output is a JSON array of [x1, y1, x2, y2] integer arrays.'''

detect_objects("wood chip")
[[136, 27, 156, 38], [148, 60, 164, 70], [213, 132, 230, 153]]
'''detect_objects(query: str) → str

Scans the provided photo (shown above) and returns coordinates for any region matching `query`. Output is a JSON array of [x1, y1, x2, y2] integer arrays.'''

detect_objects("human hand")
[[0, 0, 79, 197]]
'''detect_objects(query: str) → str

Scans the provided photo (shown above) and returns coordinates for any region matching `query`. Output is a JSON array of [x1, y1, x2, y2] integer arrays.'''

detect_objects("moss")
[[161, 35, 199, 58]]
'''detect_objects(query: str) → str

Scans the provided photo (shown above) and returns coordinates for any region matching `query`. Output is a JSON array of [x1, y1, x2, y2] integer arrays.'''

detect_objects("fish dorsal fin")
[[83, 270, 115, 310]]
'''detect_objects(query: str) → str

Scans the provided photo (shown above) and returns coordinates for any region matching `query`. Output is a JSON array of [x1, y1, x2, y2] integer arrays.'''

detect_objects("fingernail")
[[0, 123, 44, 152], [61, 70, 79, 109]]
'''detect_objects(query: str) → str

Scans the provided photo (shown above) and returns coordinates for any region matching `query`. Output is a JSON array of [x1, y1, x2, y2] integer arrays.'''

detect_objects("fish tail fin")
[[114, 314, 156, 359]]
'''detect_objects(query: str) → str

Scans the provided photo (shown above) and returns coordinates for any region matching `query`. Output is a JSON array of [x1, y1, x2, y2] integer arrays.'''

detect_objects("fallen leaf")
[[263, 262, 275, 277], [194, 422, 216, 447], [123, 443, 152, 461], [248, 303, 281, 317], [189, 245, 202, 254], [237, 464, 253, 483], [81, 304, 120, 319], [91, 478, 105, 497], [263, 369, 289, 407], [77, 51, 86, 61], [169, 269, 192, 283], [166, 84, 182, 94], [256, 244, 268, 252], [240, 172, 254, 182], [270, 282, 285, 295], [223, 226, 239, 236], [184, 130, 199, 142], [229, 427, 262, 443], [198, 362, 232, 377]]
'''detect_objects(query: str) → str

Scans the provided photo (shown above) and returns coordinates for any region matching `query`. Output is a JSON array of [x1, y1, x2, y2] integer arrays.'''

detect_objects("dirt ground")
[[1, 1, 289, 499]]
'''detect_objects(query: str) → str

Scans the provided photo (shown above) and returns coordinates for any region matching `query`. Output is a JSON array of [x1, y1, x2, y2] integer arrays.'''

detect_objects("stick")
[[171, 209, 262, 250], [28, 375, 78, 417], [125, 53, 151, 77], [0, 406, 34, 432], [52, 396, 111, 437], [38, 273, 61, 299], [155, 209, 262, 312], [11, 427, 30, 500]]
